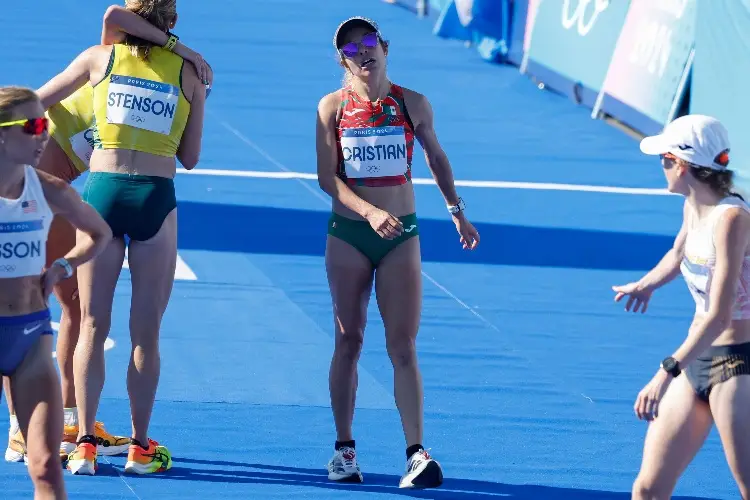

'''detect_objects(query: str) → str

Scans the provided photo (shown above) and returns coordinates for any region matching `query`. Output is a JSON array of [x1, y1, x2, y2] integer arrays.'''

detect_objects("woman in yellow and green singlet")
[[4, 3, 212, 467], [35, 0, 205, 477]]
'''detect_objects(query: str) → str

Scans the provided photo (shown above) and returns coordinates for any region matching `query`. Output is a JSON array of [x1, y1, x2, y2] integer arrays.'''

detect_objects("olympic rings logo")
[[561, 0, 610, 36]]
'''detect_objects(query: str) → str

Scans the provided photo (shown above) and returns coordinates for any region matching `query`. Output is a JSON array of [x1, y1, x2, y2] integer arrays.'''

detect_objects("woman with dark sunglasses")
[[612, 115, 750, 499], [316, 16, 480, 489], [3, 3, 212, 466], [35, 0, 205, 476], [0, 86, 111, 500]]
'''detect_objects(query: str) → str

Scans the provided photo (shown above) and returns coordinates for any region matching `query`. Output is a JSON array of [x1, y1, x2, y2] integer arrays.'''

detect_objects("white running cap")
[[640, 114, 731, 171]]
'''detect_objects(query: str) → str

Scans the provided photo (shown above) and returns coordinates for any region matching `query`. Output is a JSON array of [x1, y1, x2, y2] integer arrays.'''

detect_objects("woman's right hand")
[[366, 208, 403, 240], [612, 282, 654, 313], [177, 45, 211, 86]]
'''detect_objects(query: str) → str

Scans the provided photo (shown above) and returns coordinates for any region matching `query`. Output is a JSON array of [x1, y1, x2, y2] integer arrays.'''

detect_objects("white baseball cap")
[[640, 114, 731, 170]]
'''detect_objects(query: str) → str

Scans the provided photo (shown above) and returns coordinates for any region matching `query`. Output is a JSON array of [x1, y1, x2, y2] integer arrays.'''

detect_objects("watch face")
[[662, 357, 677, 371]]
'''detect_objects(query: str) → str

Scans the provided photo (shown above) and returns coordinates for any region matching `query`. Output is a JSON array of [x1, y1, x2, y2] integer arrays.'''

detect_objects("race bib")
[[69, 127, 95, 167], [106, 74, 179, 135], [340, 126, 408, 179]]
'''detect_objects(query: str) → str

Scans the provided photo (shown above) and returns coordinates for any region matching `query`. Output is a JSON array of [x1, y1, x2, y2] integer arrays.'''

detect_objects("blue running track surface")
[[0, 0, 734, 498]]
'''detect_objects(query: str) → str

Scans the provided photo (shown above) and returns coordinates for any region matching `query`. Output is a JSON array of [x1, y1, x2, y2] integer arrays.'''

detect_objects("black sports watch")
[[661, 356, 681, 377]]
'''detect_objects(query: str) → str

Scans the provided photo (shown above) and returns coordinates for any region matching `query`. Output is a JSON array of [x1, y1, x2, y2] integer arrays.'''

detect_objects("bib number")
[[106, 74, 179, 135], [69, 127, 96, 167], [340, 126, 408, 179]]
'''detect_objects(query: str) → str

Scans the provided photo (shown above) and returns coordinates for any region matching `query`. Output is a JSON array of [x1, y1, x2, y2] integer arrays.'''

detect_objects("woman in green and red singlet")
[[316, 16, 480, 490]]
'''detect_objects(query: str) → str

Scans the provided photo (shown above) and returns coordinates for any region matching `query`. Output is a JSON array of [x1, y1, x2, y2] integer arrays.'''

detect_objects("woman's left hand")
[[634, 369, 673, 421], [453, 213, 480, 250], [40, 263, 68, 301]]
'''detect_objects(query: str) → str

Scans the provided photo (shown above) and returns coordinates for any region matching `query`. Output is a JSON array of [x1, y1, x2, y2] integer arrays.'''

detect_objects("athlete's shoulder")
[[398, 85, 425, 101], [399, 87, 431, 126], [80, 44, 115, 69], [399, 86, 429, 111], [681, 198, 692, 220], [723, 200, 750, 220], [66, 44, 111, 67], [34, 168, 69, 191], [86, 44, 115, 58], [715, 200, 750, 242], [318, 90, 343, 116], [179, 53, 200, 82]]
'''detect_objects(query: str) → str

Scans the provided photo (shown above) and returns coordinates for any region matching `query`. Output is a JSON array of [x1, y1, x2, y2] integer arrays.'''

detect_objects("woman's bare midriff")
[[690, 315, 750, 347], [0, 277, 46, 317], [333, 182, 417, 220], [90, 149, 176, 178]]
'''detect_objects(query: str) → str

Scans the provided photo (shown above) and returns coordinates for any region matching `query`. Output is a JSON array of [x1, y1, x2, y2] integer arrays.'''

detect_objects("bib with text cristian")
[[340, 126, 408, 179], [106, 75, 179, 135]]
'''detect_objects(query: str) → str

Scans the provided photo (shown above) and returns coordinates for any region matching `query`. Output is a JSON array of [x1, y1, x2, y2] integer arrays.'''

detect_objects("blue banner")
[[523, 0, 632, 108], [691, 0, 750, 196], [433, 0, 512, 62], [596, 0, 696, 135]]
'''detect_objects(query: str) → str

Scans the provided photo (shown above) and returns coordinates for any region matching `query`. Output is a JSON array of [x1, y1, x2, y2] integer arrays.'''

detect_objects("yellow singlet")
[[46, 82, 96, 173], [91, 44, 191, 157]]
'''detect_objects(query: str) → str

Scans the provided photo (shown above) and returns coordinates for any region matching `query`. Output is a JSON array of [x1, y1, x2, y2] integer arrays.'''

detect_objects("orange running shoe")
[[67, 442, 97, 476], [124, 438, 172, 475]]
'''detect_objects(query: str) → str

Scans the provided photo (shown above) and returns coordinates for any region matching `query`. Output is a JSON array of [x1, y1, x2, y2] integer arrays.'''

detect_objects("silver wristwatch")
[[447, 197, 465, 215], [53, 258, 73, 279]]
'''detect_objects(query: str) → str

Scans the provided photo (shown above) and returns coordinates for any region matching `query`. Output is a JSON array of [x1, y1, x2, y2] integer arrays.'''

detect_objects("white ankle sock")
[[63, 408, 78, 427], [8, 414, 19, 435]]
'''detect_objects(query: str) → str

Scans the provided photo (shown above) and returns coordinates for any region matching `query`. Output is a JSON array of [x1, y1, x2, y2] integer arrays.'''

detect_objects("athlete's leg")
[[72, 236, 125, 444], [325, 234, 374, 481], [118, 209, 176, 475], [326, 235, 374, 439], [46, 215, 80, 410], [709, 374, 750, 498], [45, 215, 84, 460], [124, 209, 177, 446], [3, 377, 14, 414], [37, 138, 81, 412], [374, 236, 441, 488], [374, 236, 423, 448], [632, 374, 713, 500], [10, 335, 67, 499]]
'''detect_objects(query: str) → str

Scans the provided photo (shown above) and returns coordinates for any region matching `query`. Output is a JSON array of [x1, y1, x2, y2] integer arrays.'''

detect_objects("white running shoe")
[[399, 449, 443, 489], [5, 427, 25, 463], [327, 446, 363, 483]]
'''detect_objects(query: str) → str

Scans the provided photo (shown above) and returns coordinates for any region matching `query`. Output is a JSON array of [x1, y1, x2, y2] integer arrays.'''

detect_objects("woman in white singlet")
[[612, 114, 750, 499], [0, 86, 111, 499]]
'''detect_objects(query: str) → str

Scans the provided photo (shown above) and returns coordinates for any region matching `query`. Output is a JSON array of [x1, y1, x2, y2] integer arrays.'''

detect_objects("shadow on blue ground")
[[177, 201, 671, 271], [132, 458, 720, 500]]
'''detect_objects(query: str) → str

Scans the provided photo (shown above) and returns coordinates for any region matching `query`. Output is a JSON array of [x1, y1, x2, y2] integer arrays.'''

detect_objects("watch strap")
[[53, 258, 73, 279], [661, 357, 681, 377], [447, 197, 465, 215]]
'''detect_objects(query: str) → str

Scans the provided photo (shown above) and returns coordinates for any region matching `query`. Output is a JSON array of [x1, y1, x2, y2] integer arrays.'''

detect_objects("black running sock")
[[406, 444, 424, 459], [131, 438, 150, 451], [335, 440, 355, 451], [77, 434, 97, 446]]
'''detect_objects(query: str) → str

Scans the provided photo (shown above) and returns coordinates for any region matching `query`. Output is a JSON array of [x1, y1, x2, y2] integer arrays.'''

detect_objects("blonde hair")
[[123, 0, 177, 60], [0, 86, 39, 123]]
